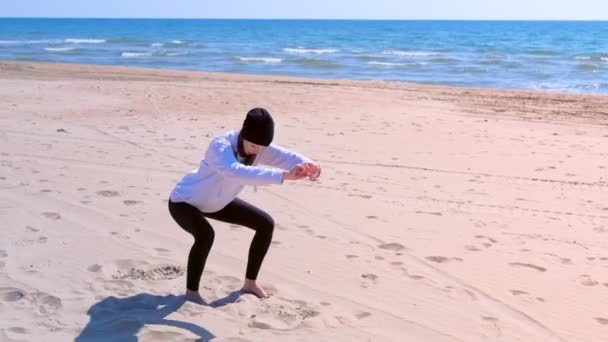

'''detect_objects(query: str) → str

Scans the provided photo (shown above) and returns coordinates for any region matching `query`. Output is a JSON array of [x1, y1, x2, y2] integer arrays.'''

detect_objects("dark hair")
[[237, 133, 256, 166]]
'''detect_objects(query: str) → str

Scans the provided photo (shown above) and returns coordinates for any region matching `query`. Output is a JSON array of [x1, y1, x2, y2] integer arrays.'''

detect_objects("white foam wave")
[[368, 61, 426, 67], [235, 56, 282, 63], [121, 52, 152, 58], [0, 39, 58, 45], [601, 57, 608, 62], [44, 47, 76, 52], [171, 40, 186, 44], [151, 43, 163, 47], [64, 38, 106, 44], [574, 56, 591, 60], [166, 52, 189, 56], [382, 50, 439, 57], [283, 48, 338, 55]]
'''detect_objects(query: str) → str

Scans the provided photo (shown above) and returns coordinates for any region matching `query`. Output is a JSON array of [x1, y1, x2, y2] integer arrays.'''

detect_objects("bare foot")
[[185, 289, 206, 305], [242, 278, 269, 298]]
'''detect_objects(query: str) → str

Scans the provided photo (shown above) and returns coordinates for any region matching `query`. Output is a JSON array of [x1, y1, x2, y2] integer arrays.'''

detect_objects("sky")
[[1, 0, 606, 20]]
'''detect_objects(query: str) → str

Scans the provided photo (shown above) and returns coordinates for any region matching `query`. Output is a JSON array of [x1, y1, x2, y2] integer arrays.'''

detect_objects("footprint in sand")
[[7, 327, 28, 335], [34, 293, 62, 314], [481, 316, 502, 337], [426, 256, 463, 264], [360, 273, 378, 288], [41, 212, 61, 220], [122, 200, 141, 206], [154, 248, 170, 255], [508, 262, 546, 272], [579, 275, 599, 286], [416, 211, 443, 216], [595, 318, 608, 325], [475, 235, 498, 249], [96, 190, 120, 197], [25, 226, 39, 233], [0, 250, 7, 258], [378, 242, 406, 252], [112, 263, 184, 281], [355, 311, 372, 319], [248, 299, 320, 331], [0, 288, 26, 302], [87, 264, 102, 272], [401, 268, 425, 280], [345, 254, 359, 260], [109, 231, 130, 240], [348, 194, 373, 199], [510, 290, 528, 296], [465, 245, 482, 252]]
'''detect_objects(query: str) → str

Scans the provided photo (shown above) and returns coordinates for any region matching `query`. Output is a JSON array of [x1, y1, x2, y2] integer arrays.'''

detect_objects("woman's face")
[[243, 139, 266, 156]]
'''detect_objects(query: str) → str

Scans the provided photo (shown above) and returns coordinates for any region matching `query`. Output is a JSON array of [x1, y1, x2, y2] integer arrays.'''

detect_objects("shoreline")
[[2, 60, 607, 126], [1, 59, 606, 96]]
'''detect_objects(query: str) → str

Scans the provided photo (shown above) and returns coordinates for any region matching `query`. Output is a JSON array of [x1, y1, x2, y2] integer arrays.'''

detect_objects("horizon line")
[[1, 16, 608, 21]]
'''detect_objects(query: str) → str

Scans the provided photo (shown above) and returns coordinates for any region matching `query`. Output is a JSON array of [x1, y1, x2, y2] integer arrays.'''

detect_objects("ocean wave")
[[601, 57, 608, 62], [527, 49, 559, 56], [294, 58, 342, 69], [120, 50, 190, 58], [283, 48, 339, 55], [0, 39, 59, 45], [44, 47, 77, 52], [368, 61, 424, 67], [574, 56, 591, 60], [577, 62, 599, 72], [429, 57, 459, 64], [64, 38, 106, 44], [121, 51, 153, 58], [382, 50, 439, 57], [234, 56, 282, 63], [166, 51, 190, 56], [151, 43, 164, 47]]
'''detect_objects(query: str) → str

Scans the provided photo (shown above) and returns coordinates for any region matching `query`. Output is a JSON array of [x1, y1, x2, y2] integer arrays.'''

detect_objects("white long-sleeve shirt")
[[170, 130, 311, 213]]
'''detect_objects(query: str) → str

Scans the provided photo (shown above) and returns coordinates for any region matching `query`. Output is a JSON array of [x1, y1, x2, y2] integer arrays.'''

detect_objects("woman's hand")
[[294, 162, 321, 181], [283, 164, 308, 181], [283, 162, 321, 181]]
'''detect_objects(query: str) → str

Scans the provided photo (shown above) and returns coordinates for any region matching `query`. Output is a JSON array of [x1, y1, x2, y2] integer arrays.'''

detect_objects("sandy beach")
[[1, 61, 607, 341]]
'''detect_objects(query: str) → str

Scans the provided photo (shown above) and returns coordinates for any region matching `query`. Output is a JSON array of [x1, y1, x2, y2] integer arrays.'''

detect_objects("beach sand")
[[1, 61, 607, 341]]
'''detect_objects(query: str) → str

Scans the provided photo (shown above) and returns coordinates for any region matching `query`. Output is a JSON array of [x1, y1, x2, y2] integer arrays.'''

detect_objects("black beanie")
[[240, 108, 274, 146]]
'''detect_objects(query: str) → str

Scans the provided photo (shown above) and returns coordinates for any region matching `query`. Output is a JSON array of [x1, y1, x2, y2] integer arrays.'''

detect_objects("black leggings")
[[168, 198, 275, 291]]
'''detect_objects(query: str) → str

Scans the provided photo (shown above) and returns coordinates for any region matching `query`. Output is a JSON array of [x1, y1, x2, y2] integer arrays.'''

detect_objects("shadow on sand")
[[75, 291, 245, 342]]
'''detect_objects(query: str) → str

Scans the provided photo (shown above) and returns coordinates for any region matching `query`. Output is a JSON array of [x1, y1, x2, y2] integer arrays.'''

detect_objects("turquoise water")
[[1, 19, 608, 93]]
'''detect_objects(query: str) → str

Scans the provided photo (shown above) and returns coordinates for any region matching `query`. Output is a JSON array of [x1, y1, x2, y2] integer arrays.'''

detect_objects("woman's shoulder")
[[208, 130, 239, 151]]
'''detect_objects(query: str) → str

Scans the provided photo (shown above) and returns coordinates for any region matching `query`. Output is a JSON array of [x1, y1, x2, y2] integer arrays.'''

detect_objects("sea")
[[1, 19, 608, 93]]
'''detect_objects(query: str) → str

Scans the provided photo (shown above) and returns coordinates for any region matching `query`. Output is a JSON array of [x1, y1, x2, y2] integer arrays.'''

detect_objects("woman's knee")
[[193, 226, 215, 247], [258, 213, 275, 237]]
